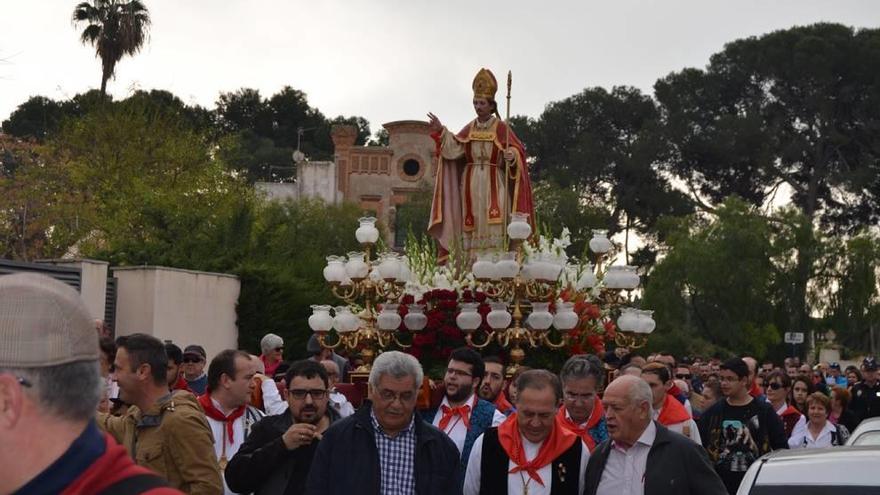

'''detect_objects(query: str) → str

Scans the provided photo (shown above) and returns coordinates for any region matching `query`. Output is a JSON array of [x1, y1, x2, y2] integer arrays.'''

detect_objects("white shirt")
[[652, 405, 701, 444], [329, 390, 355, 418], [205, 398, 262, 495], [463, 432, 590, 495], [788, 420, 838, 449], [432, 394, 506, 454], [595, 420, 657, 495], [261, 376, 288, 415]]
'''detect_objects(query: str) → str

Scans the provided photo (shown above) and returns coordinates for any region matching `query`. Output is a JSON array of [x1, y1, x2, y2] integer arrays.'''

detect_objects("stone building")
[[258, 120, 436, 247]]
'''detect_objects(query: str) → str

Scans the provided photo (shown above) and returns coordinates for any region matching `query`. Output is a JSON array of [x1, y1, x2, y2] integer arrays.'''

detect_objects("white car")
[[736, 446, 880, 494], [846, 417, 880, 446]]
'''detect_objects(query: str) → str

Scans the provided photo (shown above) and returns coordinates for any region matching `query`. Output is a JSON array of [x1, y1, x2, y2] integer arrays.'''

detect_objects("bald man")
[[321, 360, 354, 418], [583, 376, 726, 495]]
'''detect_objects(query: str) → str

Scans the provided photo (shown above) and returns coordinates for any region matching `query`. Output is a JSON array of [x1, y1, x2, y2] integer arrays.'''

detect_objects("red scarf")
[[439, 402, 472, 431], [668, 382, 683, 398], [499, 413, 578, 486], [779, 404, 801, 419], [749, 380, 764, 398], [494, 391, 514, 414], [656, 393, 691, 426], [555, 400, 604, 452], [198, 392, 246, 444]]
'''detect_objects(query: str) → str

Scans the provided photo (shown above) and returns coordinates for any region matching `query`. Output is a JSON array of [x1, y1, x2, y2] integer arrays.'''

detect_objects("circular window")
[[403, 159, 421, 177]]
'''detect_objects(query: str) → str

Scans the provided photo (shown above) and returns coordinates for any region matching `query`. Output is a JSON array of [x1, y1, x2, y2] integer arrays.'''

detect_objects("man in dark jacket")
[[306, 351, 461, 495], [583, 375, 727, 495], [225, 360, 340, 495]]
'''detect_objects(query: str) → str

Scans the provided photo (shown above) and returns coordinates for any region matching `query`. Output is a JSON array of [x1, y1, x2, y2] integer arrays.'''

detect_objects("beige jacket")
[[98, 390, 222, 495]]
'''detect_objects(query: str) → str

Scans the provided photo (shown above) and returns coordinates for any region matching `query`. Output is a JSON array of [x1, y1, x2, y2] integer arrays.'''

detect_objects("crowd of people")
[[3, 273, 880, 494]]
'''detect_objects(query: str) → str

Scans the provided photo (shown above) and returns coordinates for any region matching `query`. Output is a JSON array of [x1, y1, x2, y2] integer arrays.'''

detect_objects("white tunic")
[[463, 432, 590, 495], [205, 398, 263, 495], [432, 394, 506, 455]]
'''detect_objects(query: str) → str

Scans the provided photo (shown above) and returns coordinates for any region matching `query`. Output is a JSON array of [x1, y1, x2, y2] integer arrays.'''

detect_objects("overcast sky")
[[2, 1, 878, 135]]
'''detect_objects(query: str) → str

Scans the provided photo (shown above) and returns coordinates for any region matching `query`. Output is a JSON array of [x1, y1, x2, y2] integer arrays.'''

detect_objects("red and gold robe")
[[428, 116, 535, 262]]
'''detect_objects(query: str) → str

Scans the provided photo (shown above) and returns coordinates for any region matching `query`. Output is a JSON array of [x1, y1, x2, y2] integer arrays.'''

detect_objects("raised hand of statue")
[[427, 112, 443, 133]]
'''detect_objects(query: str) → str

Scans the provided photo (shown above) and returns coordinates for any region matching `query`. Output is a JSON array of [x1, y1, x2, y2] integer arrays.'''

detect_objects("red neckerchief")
[[668, 382, 683, 397], [439, 395, 475, 431], [198, 392, 246, 444], [499, 413, 578, 486], [172, 375, 190, 392], [749, 380, 764, 398], [555, 400, 604, 452], [494, 391, 514, 414], [656, 392, 691, 426], [780, 404, 801, 419]]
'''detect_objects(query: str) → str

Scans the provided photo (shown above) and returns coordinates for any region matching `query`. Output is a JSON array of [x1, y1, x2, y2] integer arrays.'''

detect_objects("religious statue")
[[427, 68, 535, 262]]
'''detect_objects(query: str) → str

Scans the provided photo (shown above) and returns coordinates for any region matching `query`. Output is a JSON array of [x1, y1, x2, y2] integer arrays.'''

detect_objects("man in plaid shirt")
[[306, 351, 461, 495]]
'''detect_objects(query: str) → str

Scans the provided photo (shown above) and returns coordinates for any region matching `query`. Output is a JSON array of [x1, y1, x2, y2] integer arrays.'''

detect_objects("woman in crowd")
[[790, 375, 814, 415], [788, 392, 850, 448], [845, 366, 862, 389], [765, 370, 805, 438], [829, 387, 859, 434]]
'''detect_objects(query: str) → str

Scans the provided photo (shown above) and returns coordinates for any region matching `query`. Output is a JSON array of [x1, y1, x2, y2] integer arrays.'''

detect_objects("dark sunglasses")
[[274, 347, 284, 352], [675, 374, 691, 379], [182, 357, 203, 364], [762, 382, 783, 390]]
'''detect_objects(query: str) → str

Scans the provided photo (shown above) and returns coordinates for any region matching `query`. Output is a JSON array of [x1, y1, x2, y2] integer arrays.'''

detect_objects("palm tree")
[[72, 0, 150, 98]]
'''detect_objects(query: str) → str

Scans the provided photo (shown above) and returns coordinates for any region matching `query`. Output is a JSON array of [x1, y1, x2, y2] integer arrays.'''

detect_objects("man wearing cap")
[[0, 273, 181, 494], [826, 362, 848, 388], [183, 344, 209, 395], [99, 333, 223, 494], [850, 357, 880, 425]]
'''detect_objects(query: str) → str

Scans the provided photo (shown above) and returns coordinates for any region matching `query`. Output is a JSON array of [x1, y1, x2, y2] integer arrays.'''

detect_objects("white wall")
[[113, 266, 240, 362], [39, 259, 108, 321]]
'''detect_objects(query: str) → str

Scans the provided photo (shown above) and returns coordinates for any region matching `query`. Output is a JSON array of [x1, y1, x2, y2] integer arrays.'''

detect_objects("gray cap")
[[0, 273, 99, 368]]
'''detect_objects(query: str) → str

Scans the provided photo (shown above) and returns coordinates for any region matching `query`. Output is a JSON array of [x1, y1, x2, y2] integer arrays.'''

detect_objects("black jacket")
[[305, 402, 462, 495], [583, 422, 727, 495], [225, 408, 340, 495]]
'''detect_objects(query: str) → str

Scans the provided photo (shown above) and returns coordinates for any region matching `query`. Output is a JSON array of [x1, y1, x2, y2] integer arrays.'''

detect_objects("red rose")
[[438, 300, 457, 311], [474, 291, 487, 303], [584, 303, 601, 320], [401, 294, 415, 305]]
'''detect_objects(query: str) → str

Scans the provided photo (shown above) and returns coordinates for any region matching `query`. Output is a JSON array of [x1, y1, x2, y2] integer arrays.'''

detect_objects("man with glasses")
[[698, 358, 787, 494], [557, 354, 608, 452], [306, 351, 461, 495], [182, 344, 209, 395], [423, 347, 506, 480], [226, 359, 339, 495], [321, 359, 355, 418]]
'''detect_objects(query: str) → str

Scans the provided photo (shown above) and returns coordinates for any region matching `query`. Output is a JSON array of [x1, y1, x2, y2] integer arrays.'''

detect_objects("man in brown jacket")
[[99, 333, 222, 495]]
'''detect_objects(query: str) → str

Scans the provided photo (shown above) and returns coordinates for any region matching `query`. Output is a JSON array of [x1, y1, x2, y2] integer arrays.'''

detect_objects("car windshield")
[[851, 431, 880, 446]]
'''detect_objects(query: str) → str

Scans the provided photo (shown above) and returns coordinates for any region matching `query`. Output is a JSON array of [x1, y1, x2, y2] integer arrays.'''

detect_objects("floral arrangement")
[[394, 228, 617, 373]]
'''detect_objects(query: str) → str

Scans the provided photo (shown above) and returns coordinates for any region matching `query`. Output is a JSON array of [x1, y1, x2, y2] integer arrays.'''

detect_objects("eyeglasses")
[[444, 367, 472, 378], [17, 376, 32, 388], [182, 357, 203, 364], [675, 374, 692, 379], [376, 388, 417, 403], [288, 388, 328, 400], [274, 347, 284, 352], [762, 382, 783, 390]]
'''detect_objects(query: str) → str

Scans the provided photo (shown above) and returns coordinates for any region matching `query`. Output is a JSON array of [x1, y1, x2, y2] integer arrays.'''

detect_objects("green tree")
[[655, 24, 880, 339], [824, 234, 880, 354], [72, 0, 151, 97], [643, 198, 784, 357]]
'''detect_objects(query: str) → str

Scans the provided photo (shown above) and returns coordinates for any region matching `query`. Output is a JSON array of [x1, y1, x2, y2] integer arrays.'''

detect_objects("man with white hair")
[[583, 375, 726, 495], [248, 354, 287, 415], [0, 273, 181, 494], [306, 351, 461, 495], [321, 359, 355, 418]]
